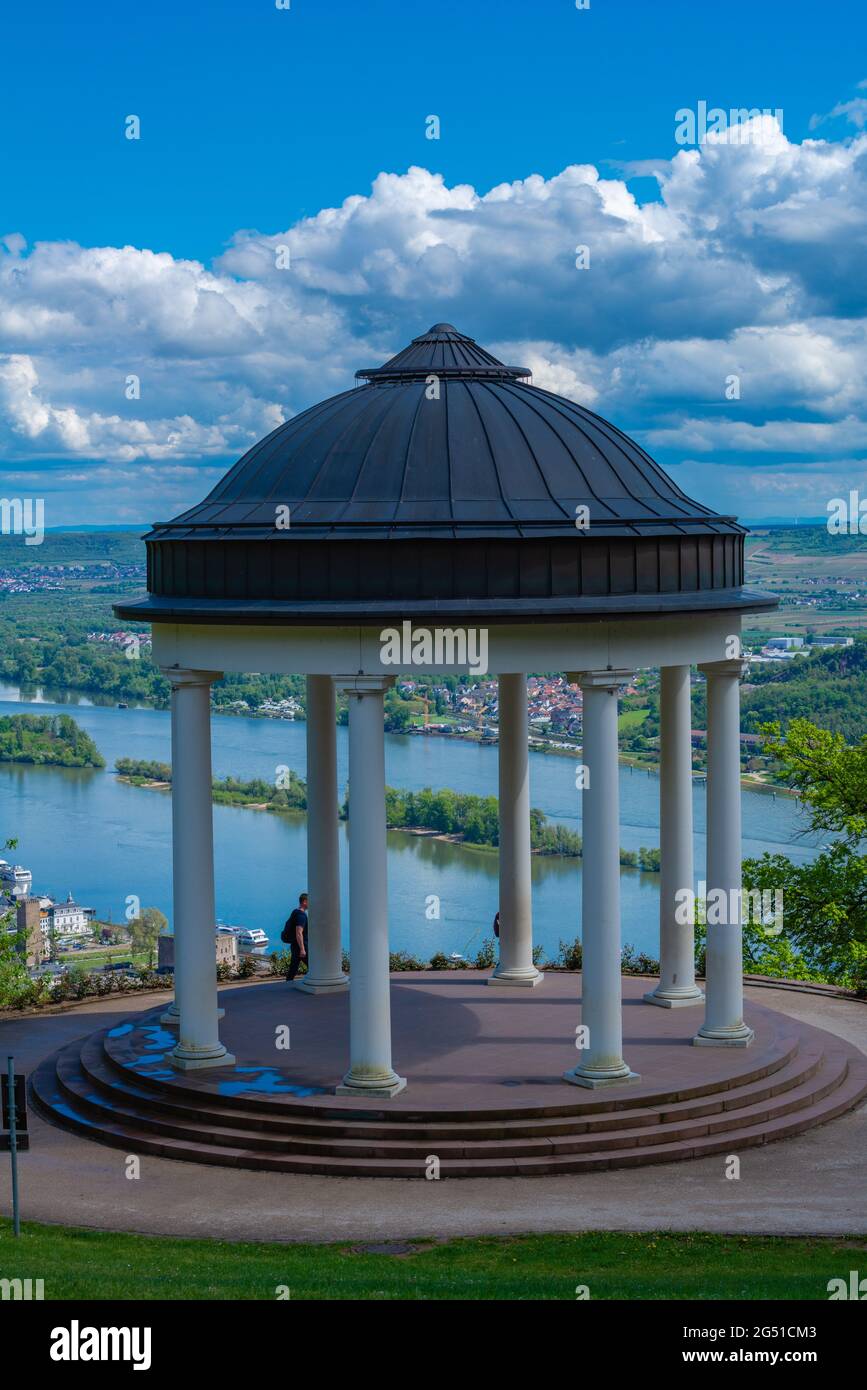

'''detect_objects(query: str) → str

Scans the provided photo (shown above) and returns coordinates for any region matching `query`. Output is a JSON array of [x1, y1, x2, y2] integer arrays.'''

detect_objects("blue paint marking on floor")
[[216, 1065, 327, 1098], [139, 1026, 177, 1050], [129, 1051, 172, 1068], [107, 1022, 134, 1038], [51, 1095, 94, 1126]]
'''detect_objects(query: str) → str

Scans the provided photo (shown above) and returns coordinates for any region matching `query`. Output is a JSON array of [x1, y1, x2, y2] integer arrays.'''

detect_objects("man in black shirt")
[[284, 892, 309, 980]]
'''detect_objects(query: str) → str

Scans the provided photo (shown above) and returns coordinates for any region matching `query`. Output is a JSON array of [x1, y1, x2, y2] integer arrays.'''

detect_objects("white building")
[[41, 892, 95, 939]]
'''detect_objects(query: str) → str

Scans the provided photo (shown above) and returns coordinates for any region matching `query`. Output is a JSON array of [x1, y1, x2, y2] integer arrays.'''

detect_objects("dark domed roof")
[[116, 324, 777, 625], [149, 324, 732, 540]]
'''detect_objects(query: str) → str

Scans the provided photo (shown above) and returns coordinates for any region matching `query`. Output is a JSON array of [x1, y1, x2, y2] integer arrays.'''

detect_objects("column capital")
[[566, 668, 634, 690], [160, 665, 223, 688], [334, 674, 396, 697], [698, 659, 747, 679]]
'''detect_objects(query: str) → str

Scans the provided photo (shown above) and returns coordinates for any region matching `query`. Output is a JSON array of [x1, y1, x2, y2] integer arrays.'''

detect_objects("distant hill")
[[690, 637, 867, 744], [0, 530, 144, 568], [739, 639, 867, 742]]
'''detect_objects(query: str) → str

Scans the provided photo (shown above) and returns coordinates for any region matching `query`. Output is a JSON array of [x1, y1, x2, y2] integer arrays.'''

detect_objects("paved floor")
[[102, 972, 804, 1113], [1, 981, 865, 1241]]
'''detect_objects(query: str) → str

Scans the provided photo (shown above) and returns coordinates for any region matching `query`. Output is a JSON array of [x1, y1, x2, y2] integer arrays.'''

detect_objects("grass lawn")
[[56, 946, 151, 971], [618, 708, 650, 732], [1, 1222, 864, 1300]]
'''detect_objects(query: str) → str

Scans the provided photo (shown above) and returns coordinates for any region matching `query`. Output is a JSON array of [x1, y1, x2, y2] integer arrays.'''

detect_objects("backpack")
[[280, 919, 292, 945]]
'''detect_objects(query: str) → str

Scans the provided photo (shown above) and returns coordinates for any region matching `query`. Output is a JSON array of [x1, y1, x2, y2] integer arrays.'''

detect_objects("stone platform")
[[31, 973, 867, 1178]]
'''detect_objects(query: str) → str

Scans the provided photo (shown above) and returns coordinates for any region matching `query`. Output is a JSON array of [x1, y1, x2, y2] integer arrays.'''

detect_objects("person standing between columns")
[[564, 669, 639, 1088], [645, 664, 704, 1008], [694, 657, 754, 1047], [282, 892, 309, 981]]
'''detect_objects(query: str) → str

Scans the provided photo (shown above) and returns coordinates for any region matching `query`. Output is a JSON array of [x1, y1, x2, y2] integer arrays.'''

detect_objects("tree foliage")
[[127, 907, 168, 966], [739, 717, 867, 991], [0, 714, 104, 767]]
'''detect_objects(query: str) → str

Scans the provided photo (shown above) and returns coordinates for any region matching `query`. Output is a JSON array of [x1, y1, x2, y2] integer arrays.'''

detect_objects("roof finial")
[[356, 323, 531, 383]]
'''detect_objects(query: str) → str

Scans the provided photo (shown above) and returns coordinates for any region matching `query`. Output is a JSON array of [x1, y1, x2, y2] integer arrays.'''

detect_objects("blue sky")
[[1, 0, 866, 523]]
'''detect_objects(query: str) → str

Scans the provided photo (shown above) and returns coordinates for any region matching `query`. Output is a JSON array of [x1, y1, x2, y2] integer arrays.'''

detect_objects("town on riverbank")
[[1, 528, 865, 790]]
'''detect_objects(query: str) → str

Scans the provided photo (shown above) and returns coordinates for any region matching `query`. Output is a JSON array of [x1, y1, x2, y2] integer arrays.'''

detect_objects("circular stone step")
[[29, 974, 867, 1178]]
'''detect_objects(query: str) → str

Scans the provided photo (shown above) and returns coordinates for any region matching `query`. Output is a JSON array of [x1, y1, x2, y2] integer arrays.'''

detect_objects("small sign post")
[[1, 1056, 27, 1236]]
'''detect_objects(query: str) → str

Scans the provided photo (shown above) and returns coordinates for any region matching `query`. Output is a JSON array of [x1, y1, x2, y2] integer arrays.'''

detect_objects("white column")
[[162, 668, 234, 1070], [490, 673, 543, 987], [564, 670, 639, 1088], [694, 659, 754, 1047], [334, 676, 405, 1097], [295, 675, 348, 994], [645, 664, 703, 1008], [159, 686, 184, 1027]]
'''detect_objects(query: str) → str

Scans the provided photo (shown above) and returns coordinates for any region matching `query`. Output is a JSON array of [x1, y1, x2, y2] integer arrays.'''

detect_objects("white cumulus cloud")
[[2, 110, 867, 520]]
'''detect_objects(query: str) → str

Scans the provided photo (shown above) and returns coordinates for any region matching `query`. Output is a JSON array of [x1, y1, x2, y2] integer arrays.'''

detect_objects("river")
[[0, 685, 820, 963]]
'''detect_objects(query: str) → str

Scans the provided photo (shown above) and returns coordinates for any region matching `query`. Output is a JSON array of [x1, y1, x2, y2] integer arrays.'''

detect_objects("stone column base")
[[693, 1024, 755, 1048], [170, 1044, 235, 1071], [563, 1066, 642, 1089], [336, 1073, 406, 1099], [294, 976, 349, 995], [487, 969, 544, 988], [643, 987, 705, 1009]]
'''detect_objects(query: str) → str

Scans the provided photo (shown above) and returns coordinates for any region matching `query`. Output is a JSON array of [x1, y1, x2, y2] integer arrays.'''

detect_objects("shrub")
[[694, 941, 706, 979], [389, 950, 428, 971], [136, 969, 172, 991], [269, 950, 291, 977], [475, 938, 496, 969], [621, 944, 661, 975], [429, 951, 469, 970], [1, 975, 50, 1009], [556, 937, 583, 971]]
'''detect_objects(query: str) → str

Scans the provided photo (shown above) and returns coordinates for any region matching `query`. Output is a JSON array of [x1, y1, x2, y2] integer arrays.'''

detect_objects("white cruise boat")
[[217, 923, 270, 955], [0, 860, 32, 898]]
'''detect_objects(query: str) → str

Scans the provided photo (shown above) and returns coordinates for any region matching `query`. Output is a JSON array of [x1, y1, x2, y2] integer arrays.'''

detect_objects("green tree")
[[383, 693, 412, 732], [0, 838, 40, 1007], [760, 718, 867, 845], [740, 719, 867, 991], [128, 907, 168, 967]]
